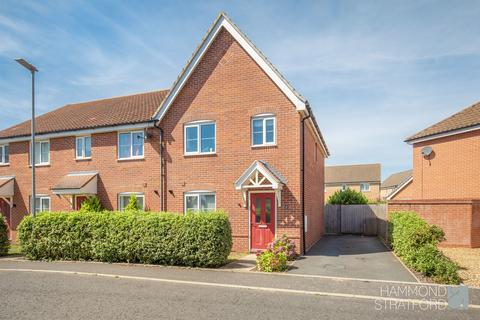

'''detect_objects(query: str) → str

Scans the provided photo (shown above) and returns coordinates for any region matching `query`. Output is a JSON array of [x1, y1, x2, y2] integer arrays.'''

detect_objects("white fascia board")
[[406, 125, 480, 145], [155, 14, 306, 122], [386, 177, 413, 200], [0, 122, 154, 144]]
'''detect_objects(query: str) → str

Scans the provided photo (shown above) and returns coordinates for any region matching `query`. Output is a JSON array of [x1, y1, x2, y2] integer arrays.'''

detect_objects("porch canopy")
[[0, 176, 14, 207], [235, 160, 287, 207], [51, 172, 98, 195]]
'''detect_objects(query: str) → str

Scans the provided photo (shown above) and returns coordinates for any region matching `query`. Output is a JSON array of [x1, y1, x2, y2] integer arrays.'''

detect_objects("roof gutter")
[[0, 121, 155, 144], [405, 124, 480, 145]]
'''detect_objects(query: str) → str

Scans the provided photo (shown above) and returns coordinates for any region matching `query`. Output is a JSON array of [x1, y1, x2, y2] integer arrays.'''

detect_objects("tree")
[[0, 214, 9, 256], [327, 188, 369, 205], [79, 196, 103, 213], [124, 194, 141, 212]]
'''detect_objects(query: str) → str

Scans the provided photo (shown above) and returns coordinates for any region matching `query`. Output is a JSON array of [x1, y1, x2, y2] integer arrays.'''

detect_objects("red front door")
[[250, 193, 275, 250], [75, 196, 88, 210]]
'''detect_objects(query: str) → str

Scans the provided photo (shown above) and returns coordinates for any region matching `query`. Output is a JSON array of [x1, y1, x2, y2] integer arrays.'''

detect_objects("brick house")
[[0, 13, 329, 253], [389, 101, 480, 247], [380, 169, 412, 200], [325, 164, 381, 202]]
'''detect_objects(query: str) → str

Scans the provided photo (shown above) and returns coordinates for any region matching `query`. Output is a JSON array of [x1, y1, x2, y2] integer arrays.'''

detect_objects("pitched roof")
[[381, 169, 412, 189], [325, 164, 381, 184], [406, 101, 480, 142], [0, 90, 169, 140], [52, 172, 97, 191], [154, 12, 329, 156]]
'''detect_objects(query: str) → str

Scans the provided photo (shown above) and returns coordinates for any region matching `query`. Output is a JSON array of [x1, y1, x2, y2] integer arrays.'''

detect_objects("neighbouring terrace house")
[[325, 164, 381, 202], [380, 169, 412, 200], [0, 13, 329, 253], [389, 101, 480, 248]]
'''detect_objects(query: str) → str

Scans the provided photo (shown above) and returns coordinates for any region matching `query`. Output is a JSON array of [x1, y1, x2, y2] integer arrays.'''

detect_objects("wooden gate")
[[324, 204, 387, 237]]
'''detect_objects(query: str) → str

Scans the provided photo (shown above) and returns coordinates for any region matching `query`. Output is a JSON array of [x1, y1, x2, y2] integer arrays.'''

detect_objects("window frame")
[[360, 183, 371, 192], [31, 195, 51, 214], [0, 144, 9, 165], [75, 136, 92, 160], [117, 131, 145, 160], [118, 192, 145, 211], [183, 121, 216, 155], [251, 115, 276, 147], [30, 140, 50, 166], [341, 184, 348, 191], [184, 191, 216, 214]]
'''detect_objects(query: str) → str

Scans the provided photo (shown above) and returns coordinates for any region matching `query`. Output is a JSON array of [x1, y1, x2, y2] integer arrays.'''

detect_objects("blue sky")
[[1, 0, 480, 179]]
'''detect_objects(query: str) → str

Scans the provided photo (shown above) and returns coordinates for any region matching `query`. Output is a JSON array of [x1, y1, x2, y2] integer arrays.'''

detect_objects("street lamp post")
[[15, 58, 38, 217]]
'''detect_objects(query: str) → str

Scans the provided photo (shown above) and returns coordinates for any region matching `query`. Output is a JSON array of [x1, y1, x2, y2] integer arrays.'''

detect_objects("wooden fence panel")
[[324, 204, 387, 236]]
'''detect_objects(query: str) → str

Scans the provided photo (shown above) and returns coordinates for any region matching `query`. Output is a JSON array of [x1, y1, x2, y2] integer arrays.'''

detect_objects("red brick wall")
[[0, 129, 162, 236], [303, 122, 325, 250], [390, 180, 414, 200], [411, 130, 480, 200], [388, 200, 479, 248], [160, 27, 305, 252]]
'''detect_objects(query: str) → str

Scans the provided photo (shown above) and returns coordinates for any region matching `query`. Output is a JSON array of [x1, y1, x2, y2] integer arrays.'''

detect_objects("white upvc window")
[[0, 144, 9, 164], [118, 131, 144, 159], [341, 184, 348, 191], [31, 195, 51, 214], [30, 140, 50, 165], [252, 115, 276, 146], [184, 192, 216, 213], [184, 121, 216, 155], [118, 192, 145, 211], [76, 136, 92, 159], [360, 183, 370, 192]]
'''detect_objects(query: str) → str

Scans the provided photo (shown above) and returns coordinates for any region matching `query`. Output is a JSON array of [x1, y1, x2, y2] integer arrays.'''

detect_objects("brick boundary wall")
[[388, 199, 480, 248]]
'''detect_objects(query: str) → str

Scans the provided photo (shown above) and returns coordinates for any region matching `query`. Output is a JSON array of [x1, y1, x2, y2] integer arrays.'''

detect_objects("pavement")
[[0, 258, 479, 319], [289, 235, 417, 282]]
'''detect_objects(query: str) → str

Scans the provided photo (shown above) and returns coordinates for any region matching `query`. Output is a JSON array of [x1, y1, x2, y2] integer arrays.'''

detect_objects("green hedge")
[[389, 211, 460, 284], [327, 188, 369, 205], [18, 211, 232, 267], [0, 215, 9, 256]]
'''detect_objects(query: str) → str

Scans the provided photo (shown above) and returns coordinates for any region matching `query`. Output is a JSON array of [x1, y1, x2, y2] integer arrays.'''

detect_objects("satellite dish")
[[421, 146, 433, 157]]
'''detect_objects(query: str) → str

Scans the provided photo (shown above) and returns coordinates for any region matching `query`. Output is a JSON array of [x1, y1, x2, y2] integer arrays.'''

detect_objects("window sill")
[[184, 152, 217, 157], [29, 163, 50, 168], [117, 157, 145, 162], [0, 163, 10, 167], [76, 157, 92, 161], [251, 144, 277, 149]]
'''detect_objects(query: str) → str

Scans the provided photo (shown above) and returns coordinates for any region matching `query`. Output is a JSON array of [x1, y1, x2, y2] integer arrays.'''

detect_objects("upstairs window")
[[76, 136, 92, 159], [0, 145, 8, 164], [360, 183, 370, 192], [184, 121, 216, 155], [184, 192, 216, 213], [118, 131, 144, 159], [30, 141, 50, 165], [252, 115, 275, 146]]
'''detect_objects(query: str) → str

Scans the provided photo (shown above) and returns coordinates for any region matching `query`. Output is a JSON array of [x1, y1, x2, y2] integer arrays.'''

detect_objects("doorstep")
[[220, 254, 257, 272]]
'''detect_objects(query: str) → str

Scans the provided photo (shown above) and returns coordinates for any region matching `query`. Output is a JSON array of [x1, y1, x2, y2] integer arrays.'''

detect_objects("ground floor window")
[[360, 183, 370, 192], [184, 192, 216, 213], [118, 193, 145, 211], [31, 196, 50, 214]]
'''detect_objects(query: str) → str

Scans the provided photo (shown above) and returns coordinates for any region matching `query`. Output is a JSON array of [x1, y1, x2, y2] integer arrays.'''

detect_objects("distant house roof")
[[406, 101, 480, 143], [381, 170, 412, 189], [325, 164, 381, 184], [0, 90, 169, 140]]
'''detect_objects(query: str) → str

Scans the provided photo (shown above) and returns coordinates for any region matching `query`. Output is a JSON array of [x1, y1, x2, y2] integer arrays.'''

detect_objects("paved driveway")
[[289, 235, 416, 282]]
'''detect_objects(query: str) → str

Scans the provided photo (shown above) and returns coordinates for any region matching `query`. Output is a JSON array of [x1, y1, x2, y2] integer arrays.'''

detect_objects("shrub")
[[267, 234, 297, 261], [327, 188, 369, 205], [256, 250, 287, 272], [124, 194, 141, 212], [389, 211, 460, 284], [18, 211, 232, 267], [79, 196, 102, 213], [0, 215, 9, 256]]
